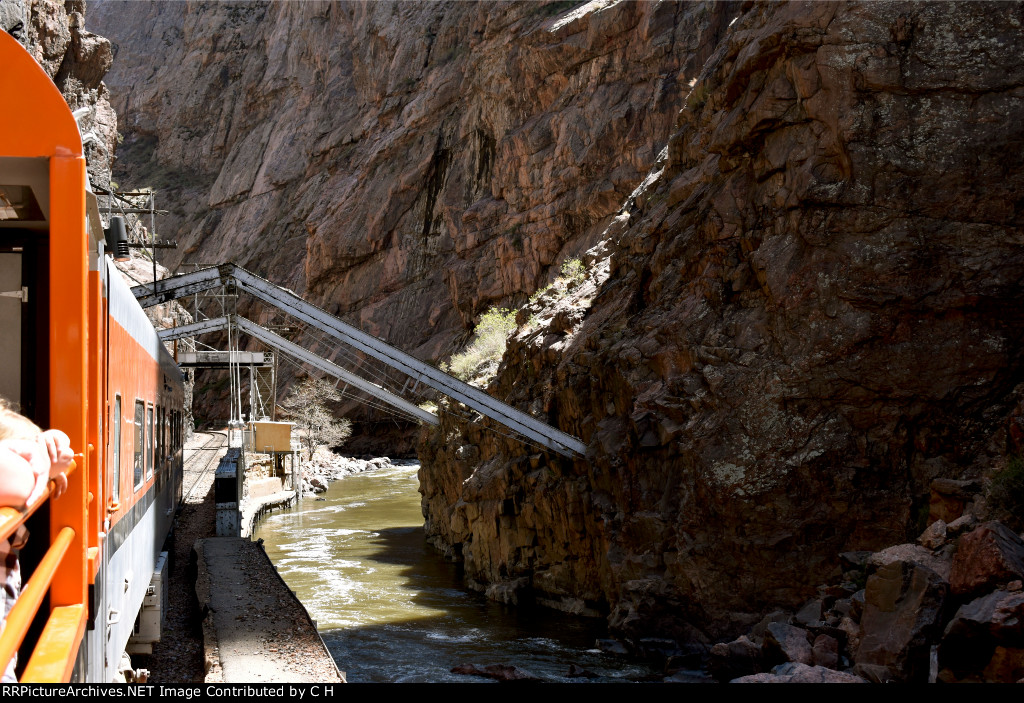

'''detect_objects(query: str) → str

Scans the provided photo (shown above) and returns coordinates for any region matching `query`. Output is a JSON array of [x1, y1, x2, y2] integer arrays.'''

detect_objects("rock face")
[[419, 0, 1024, 644], [3, 0, 118, 187], [704, 519, 1024, 683], [89, 0, 734, 366]]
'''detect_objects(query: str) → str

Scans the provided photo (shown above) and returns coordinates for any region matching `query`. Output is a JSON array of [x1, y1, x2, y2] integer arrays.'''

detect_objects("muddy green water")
[[253, 461, 659, 683]]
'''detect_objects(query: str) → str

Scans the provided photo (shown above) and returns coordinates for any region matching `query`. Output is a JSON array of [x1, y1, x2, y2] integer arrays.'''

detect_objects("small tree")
[[280, 378, 352, 458]]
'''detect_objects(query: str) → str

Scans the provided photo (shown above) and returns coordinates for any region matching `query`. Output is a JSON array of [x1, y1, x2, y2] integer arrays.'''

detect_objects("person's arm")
[[3, 438, 56, 504], [0, 444, 35, 508]]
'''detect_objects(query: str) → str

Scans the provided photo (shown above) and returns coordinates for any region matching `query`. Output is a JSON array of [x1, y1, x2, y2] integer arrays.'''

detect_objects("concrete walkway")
[[194, 537, 345, 684]]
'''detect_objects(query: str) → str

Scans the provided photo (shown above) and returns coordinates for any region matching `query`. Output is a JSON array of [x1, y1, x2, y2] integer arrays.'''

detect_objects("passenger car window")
[[146, 405, 154, 480], [113, 395, 121, 503], [134, 400, 144, 489]]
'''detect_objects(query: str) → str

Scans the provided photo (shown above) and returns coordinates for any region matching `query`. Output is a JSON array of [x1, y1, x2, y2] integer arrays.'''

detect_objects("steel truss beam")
[[138, 264, 586, 457], [157, 315, 438, 426], [160, 316, 232, 340]]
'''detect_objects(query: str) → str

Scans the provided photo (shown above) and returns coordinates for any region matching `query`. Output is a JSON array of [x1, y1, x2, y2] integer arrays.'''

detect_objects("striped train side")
[[0, 30, 185, 682]]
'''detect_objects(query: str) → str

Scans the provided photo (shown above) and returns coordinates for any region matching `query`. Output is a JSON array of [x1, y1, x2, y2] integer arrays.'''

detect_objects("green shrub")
[[528, 284, 552, 305], [448, 307, 517, 382], [561, 258, 586, 286]]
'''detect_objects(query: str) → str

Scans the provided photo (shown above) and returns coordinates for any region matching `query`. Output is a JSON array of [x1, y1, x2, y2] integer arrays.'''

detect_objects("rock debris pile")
[[712, 508, 1024, 683], [300, 451, 415, 497]]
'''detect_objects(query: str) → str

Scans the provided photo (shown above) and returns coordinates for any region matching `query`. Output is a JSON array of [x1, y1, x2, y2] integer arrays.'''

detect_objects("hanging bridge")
[[133, 263, 587, 458]]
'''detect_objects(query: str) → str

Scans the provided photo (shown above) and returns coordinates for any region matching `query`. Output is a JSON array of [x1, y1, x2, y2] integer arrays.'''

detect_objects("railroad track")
[[182, 431, 227, 504], [148, 431, 228, 682]]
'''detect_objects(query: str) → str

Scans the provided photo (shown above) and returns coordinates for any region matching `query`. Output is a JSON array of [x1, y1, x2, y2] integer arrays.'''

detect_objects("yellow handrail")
[[0, 458, 80, 680], [0, 499, 44, 547], [0, 459, 78, 544], [0, 525, 75, 677]]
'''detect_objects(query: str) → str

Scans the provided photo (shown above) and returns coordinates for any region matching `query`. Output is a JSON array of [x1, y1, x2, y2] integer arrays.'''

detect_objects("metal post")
[[270, 353, 277, 421], [151, 192, 157, 295]]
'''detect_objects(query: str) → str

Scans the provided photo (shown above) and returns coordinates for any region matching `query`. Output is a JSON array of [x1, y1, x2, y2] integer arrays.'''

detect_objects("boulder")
[[929, 478, 982, 524], [838, 616, 862, 661], [763, 622, 814, 667], [867, 543, 951, 581], [664, 672, 716, 683], [830, 598, 853, 620], [748, 610, 791, 644], [938, 589, 1024, 681], [708, 635, 765, 682], [854, 560, 948, 683], [918, 519, 948, 550], [981, 647, 1024, 683], [850, 590, 866, 622], [839, 552, 873, 570], [794, 598, 824, 627], [565, 663, 598, 679], [949, 522, 1024, 597], [812, 634, 840, 669], [947, 513, 979, 539], [595, 639, 629, 656], [732, 662, 868, 684]]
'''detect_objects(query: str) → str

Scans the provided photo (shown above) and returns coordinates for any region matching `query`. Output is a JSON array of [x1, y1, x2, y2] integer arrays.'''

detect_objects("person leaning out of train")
[[0, 431, 71, 503], [0, 405, 72, 682], [0, 409, 71, 504]]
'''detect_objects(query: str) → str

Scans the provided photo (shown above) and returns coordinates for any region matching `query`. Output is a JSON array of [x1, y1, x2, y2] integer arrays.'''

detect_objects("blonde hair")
[[0, 397, 40, 441]]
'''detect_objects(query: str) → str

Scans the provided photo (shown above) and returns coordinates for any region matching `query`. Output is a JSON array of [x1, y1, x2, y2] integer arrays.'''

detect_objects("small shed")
[[246, 421, 299, 491], [249, 420, 292, 453]]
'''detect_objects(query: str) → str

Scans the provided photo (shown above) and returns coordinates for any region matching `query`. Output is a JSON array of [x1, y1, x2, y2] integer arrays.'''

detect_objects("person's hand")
[[48, 471, 68, 499], [1, 435, 70, 502], [39, 429, 73, 474], [38, 430, 71, 499]]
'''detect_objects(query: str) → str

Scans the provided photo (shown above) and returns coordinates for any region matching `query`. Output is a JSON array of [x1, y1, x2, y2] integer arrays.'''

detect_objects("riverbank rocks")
[[732, 662, 868, 684], [451, 663, 543, 682], [763, 623, 814, 668], [709, 636, 764, 681], [854, 559, 948, 683], [938, 589, 1024, 682], [704, 518, 1024, 682], [299, 452, 414, 497]]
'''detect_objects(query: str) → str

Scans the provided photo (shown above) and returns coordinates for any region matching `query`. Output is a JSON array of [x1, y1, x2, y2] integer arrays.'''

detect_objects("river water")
[[252, 461, 660, 683]]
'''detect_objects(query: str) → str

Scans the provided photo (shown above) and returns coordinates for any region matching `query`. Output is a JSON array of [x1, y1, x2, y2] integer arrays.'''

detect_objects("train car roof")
[[0, 31, 82, 158]]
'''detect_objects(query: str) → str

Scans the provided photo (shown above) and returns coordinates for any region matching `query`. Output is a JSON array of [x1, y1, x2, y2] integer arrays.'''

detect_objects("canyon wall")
[[89, 0, 1024, 644], [2, 0, 118, 186], [90, 0, 730, 361], [419, 0, 1024, 641]]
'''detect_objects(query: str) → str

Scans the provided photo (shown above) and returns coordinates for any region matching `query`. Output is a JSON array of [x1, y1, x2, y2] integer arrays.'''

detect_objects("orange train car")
[[0, 31, 185, 681]]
